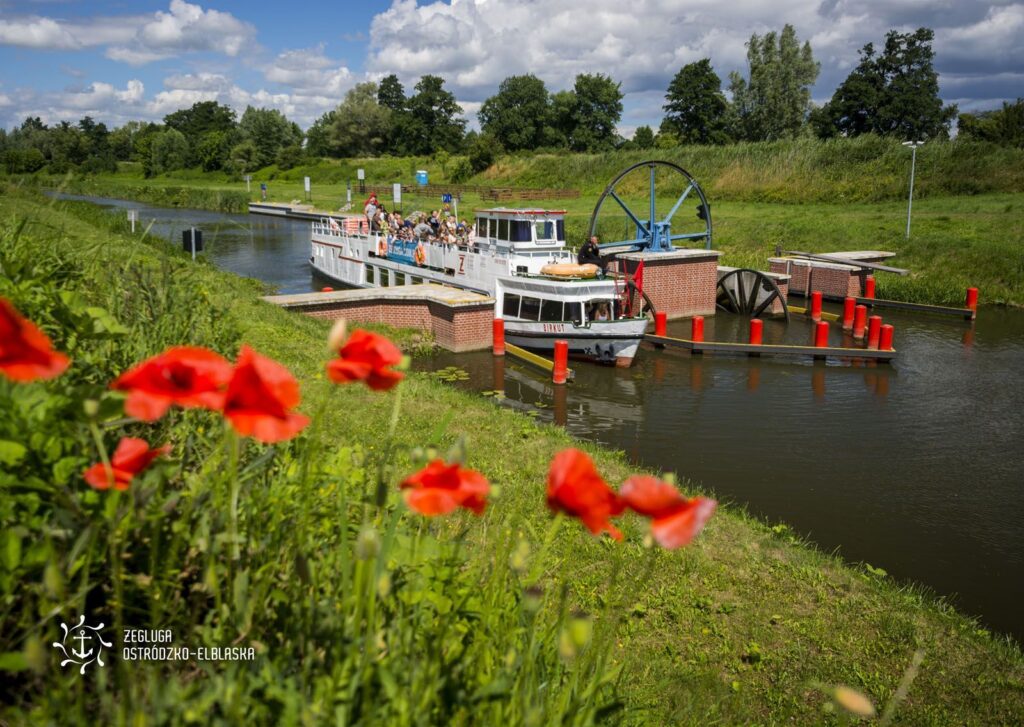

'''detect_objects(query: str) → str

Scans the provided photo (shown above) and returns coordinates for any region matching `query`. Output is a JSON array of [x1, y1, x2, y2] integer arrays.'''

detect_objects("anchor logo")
[[52, 615, 112, 674]]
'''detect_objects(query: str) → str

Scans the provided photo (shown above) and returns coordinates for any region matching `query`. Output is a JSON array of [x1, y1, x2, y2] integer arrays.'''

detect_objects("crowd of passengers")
[[363, 192, 473, 247]]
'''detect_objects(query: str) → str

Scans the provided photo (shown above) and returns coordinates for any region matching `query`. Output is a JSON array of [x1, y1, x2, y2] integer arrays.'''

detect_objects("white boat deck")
[[263, 283, 493, 309]]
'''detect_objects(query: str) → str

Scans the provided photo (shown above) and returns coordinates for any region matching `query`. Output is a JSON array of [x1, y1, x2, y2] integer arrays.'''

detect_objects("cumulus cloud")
[[367, 0, 1024, 120], [264, 45, 355, 96], [0, 17, 82, 49], [0, 1, 256, 65]]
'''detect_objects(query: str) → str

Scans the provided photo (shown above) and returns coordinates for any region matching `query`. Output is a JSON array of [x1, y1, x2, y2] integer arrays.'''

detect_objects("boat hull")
[[504, 320, 647, 366]]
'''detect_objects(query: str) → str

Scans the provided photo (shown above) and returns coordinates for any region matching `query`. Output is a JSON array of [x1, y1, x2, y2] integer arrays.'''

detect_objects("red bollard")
[[691, 316, 704, 343], [867, 316, 882, 349], [552, 340, 569, 385], [810, 290, 823, 322], [321, 286, 334, 292], [749, 318, 763, 346], [852, 305, 868, 339], [842, 297, 856, 331], [864, 275, 876, 299], [814, 320, 829, 348], [879, 324, 894, 351], [966, 287, 979, 316], [655, 311, 667, 337], [492, 318, 505, 357]]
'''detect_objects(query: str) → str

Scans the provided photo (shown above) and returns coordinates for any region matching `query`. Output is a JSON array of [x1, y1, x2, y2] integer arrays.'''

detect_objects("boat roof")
[[475, 208, 567, 217]]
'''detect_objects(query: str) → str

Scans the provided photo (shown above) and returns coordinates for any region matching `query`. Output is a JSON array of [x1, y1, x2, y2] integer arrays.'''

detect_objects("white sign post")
[[127, 209, 138, 233], [304, 176, 311, 202], [244, 174, 252, 193], [392, 182, 402, 212], [357, 168, 365, 195]]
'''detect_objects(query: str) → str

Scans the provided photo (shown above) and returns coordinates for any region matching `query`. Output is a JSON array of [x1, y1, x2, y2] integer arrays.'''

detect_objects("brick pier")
[[618, 249, 722, 320], [262, 284, 494, 352]]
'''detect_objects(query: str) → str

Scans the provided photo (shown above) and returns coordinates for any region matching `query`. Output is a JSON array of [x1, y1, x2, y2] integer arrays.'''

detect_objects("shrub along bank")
[[2, 185, 1023, 724]]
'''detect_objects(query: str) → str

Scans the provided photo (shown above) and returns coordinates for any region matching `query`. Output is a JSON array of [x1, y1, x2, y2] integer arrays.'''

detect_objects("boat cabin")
[[495, 276, 633, 328], [475, 208, 572, 268]]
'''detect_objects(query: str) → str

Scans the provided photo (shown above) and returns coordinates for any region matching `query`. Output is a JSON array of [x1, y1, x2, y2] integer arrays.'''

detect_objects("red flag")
[[633, 260, 644, 297]]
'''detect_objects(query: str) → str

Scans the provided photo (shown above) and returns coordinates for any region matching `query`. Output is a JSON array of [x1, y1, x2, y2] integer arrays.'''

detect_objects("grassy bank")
[[2, 184, 1023, 724]]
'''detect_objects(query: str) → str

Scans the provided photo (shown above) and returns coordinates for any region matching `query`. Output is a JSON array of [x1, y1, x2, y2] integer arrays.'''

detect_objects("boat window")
[[380, 269, 390, 287], [511, 221, 532, 242], [497, 219, 509, 241], [365, 265, 374, 284], [556, 220, 565, 241], [534, 221, 554, 241], [540, 299, 564, 322], [395, 272, 406, 286], [502, 294, 521, 317], [587, 299, 613, 321], [519, 296, 541, 321], [566, 302, 582, 325]]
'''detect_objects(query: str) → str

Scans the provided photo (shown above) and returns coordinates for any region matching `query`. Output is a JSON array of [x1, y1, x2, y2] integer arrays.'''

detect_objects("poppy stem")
[[87, 419, 113, 489], [227, 427, 241, 561]]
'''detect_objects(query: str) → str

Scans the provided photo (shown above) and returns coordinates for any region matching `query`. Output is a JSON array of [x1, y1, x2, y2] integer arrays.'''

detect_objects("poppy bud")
[[356, 526, 381, 560], [327, 318, 349, 352], [833, 686, 875, 717], [509, 540, 530, 574], [523, 586, 544, 612], [83, 399, 100, 417]]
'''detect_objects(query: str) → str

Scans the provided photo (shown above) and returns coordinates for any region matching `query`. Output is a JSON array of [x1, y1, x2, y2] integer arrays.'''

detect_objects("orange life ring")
[[377, 238, 388, 256], [414, 243, 426, 266]]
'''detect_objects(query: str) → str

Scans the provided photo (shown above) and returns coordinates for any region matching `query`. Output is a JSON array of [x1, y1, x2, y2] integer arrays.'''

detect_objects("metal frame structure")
[[586, 160, 713, 254]]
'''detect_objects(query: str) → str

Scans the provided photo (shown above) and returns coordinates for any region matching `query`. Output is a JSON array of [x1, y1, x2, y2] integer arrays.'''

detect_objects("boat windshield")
[[503, 293, 583, 324], [587, 299, 615, 322]]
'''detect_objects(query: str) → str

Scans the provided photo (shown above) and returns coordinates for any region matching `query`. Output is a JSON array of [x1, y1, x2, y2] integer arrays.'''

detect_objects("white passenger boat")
[[309, 208, 649, 366]]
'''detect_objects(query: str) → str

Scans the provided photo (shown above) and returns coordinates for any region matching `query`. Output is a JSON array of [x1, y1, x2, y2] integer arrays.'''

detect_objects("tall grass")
[[477, 136, 1024, 202]]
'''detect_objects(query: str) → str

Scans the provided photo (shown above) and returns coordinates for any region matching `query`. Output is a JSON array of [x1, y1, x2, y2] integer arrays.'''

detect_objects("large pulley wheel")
[[587, 160, 712, 253], [716, 268, 789, 321]]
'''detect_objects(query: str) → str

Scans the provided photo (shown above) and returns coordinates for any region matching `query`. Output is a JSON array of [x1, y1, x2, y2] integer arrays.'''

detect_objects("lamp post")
[[902, 140, 924, 239]]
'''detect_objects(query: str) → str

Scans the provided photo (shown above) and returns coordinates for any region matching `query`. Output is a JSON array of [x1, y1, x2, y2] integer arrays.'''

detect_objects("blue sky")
[[1, 0, 1021, 134]]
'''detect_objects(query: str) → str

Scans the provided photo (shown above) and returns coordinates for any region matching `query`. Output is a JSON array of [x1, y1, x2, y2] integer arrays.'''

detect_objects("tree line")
[[1, 24, 1020, 178]]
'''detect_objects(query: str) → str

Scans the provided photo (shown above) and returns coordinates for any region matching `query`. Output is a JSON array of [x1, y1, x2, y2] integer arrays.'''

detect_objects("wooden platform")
[[644, 334, 897, 362]]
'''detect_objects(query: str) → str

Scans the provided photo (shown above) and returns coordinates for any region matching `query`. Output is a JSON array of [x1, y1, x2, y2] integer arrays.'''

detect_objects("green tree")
[[77, 116, 111, 157], [109, 121, 148, 161], [813, 28, 955, 140], [377, 74, 410, 155], [728, 24, 819, 140], [549, 90, 577, 147], [377, 74, 407, 112], [164, 101, 237, 139], [275, 144, 304, 170], [149, 128, 190, 175], [568, 73, 623, 151], [228, 140, 260, 174], [305, 110, 339, 158], [401, 75, 466, 155], [196, 130, 232, 171], [478, 74, 555, 151], [633, 125, 655, 149], [468, 133, 502, 173], [238, 107, 303, 169], [48, 121, 89, 171], [958, 99, 1024, 147], [328, 82, 391, 157], [662, 59, 730, 144]]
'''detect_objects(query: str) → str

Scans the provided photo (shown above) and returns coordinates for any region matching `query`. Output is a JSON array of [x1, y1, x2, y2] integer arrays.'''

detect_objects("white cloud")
[[0, 16, 81, 49], [0, 1, 256, 65], [264, 45, 355, 96], [366, 0, 1024, 123]]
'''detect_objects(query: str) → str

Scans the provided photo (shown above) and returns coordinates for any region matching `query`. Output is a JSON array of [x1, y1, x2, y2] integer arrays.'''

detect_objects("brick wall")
[[769, 258, 867, 299], [288, 299, 493, 351], [620, 252, 722, 319]]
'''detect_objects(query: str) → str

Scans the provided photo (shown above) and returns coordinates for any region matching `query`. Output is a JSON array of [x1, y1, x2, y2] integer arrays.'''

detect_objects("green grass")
[[2, 183, 1023, 724]]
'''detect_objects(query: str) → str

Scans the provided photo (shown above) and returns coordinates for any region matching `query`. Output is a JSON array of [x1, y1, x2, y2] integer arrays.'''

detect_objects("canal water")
[[59, 193, 1024, 641]]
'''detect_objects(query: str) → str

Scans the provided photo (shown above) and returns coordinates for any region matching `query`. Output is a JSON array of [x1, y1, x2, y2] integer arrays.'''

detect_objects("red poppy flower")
[[400, 459, 490, 516], [546, 449, 625, 540], [111, 346, 233, 421], [83, 437, 171, 491], [221, 345, 309, 442], [326, 329, 403, 391], [0, 297, 70, 382], [619, 475, 716, 549]]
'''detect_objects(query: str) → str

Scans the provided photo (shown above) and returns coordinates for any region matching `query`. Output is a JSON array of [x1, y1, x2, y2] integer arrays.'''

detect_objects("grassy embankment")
[[20, 136, 1024, 307], [2, 184, 1023, 724]]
